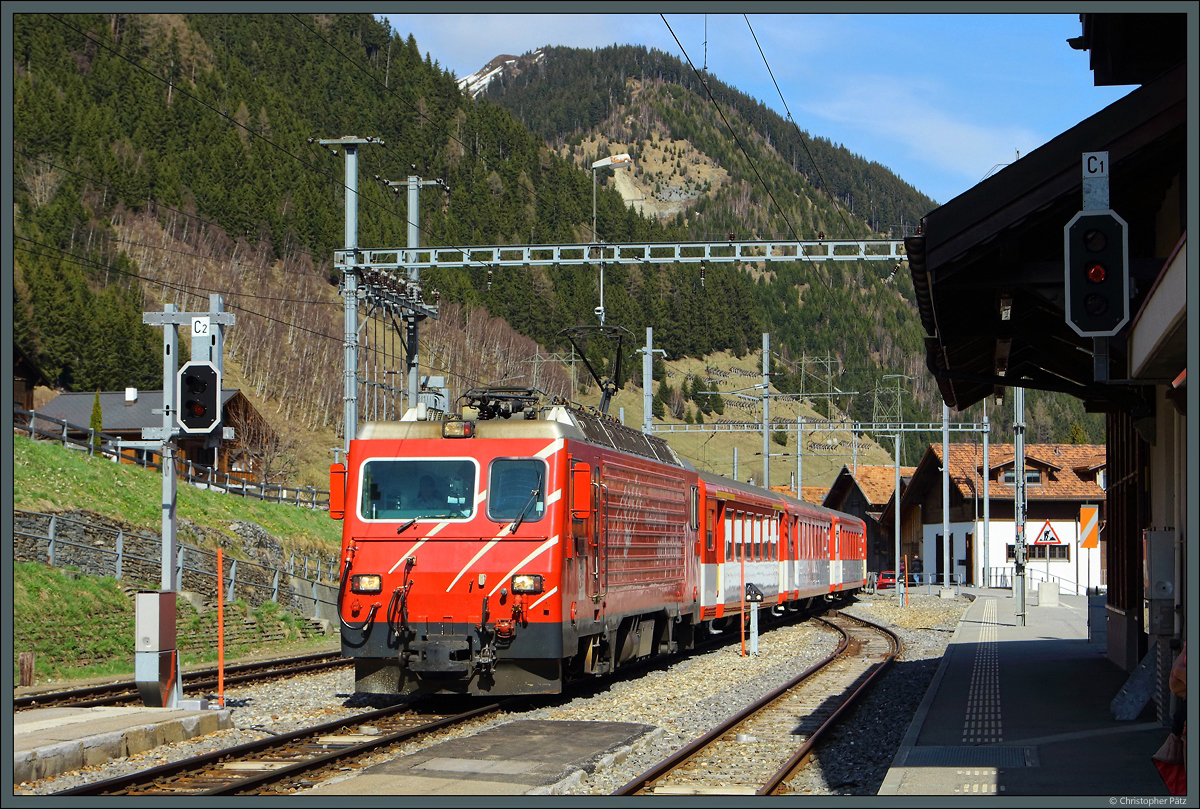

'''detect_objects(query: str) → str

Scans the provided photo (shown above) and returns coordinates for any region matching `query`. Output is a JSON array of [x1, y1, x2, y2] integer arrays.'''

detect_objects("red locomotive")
[[328, 388, 866, 697]]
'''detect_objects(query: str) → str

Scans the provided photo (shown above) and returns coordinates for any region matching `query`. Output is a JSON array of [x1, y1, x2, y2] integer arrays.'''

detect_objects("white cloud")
[[799, 74, 1043, 201], [384, 14, 671, 78]]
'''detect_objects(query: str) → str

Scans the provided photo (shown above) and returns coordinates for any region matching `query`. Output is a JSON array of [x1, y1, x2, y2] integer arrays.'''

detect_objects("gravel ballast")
[[16, 591, 970, 796]]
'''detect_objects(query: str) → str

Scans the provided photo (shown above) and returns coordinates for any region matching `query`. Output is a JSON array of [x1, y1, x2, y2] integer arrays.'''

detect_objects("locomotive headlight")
[[511, 574, 543, 594], [442, 418, 475, 438], [351, 574, 383, 594]]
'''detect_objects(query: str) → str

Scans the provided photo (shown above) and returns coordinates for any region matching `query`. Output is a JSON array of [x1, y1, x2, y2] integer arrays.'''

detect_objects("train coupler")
[[476, 641, 496, 675], [402, 636, 473, 675]]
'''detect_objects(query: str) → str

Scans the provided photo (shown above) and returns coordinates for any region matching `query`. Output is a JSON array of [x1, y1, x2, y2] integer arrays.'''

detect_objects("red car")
[[876, 570, 896, 590]]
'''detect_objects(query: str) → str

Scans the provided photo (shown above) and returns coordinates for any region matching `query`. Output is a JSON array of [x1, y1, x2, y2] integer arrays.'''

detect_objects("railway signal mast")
[[133, 295, 234, 708], [1064, 151, 1129, 383]]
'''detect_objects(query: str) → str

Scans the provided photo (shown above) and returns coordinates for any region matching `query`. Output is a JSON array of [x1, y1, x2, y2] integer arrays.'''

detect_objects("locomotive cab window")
[[359, 458, 476, 521], [488, 459, 546, 523]]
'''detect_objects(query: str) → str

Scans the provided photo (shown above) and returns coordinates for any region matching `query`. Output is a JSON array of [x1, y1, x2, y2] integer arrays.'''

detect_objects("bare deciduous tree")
[[227, 403, 299, 488]]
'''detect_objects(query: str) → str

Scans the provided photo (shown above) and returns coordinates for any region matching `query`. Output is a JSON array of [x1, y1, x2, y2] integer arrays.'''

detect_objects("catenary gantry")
[[337, 238, 906, 273]]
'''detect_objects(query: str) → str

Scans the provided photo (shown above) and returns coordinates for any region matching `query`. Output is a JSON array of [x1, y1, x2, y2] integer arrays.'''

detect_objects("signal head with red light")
[[1064, 210, 1129, 337]]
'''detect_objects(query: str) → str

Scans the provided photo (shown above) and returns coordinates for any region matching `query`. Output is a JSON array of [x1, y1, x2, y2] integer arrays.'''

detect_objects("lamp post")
[[591, 154, 633, 326], [591, 153, 633, 242], [882, 374, 913, 601]]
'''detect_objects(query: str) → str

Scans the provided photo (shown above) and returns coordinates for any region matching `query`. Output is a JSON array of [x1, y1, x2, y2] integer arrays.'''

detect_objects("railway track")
[[15, 651, 349, 710], [52, 697, 518, 796], [612, 610, 899, 796], [35, 605, 859, 796]]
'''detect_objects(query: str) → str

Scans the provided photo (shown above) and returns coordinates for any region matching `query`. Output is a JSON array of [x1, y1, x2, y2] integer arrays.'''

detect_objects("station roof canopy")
[[905, 13, 1187, 414]]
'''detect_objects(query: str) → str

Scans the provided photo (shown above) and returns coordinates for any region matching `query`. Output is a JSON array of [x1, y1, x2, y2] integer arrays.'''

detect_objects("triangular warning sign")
[[1032, 520, 1061, 544]]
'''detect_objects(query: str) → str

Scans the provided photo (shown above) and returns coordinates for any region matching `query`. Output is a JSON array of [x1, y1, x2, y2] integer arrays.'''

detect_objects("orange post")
[[216, 548, 225, 707], [903, 554, 909, 607]]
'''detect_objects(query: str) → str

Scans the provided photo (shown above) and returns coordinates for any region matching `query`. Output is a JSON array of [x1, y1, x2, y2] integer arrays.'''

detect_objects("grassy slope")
[[11, 435, 344, 683], [13, 433, 342, 557], [12, 562, 336, 683], [11, 348, 888, 683]]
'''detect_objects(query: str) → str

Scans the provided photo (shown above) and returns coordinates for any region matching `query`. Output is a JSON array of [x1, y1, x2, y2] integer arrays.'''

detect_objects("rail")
[[14, 404, 328, 509], [15, 652, 348, 711], [614, 611, 898, 795], [55, 700, 511, 796]]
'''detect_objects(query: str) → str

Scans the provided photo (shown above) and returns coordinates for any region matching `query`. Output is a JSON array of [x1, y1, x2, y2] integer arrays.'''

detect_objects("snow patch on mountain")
[[457, 50, 543, 98]]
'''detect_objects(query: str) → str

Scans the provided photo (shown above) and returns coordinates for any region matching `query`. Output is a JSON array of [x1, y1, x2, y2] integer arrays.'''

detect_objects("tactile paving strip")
[[899, 745, 1038, 768], [962, 598, 1003, 743]]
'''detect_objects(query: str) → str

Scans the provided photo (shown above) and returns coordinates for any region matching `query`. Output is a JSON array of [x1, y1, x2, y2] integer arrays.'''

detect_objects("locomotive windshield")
[[487, 459, 546, 523], [359, 458, 476, 521]]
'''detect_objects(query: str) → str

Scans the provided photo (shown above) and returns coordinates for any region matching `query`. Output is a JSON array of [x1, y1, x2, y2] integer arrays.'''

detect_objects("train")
[[327, 387, 867, 697]]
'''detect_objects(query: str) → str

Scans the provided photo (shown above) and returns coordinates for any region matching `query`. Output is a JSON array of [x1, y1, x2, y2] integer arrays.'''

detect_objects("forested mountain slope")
[[12, 12, 1102, 471], [471, 42, 1103, 445]]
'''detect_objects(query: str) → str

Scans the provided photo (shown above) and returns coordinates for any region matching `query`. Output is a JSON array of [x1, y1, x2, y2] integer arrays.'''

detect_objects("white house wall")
[[920, 517, 1104, 594]]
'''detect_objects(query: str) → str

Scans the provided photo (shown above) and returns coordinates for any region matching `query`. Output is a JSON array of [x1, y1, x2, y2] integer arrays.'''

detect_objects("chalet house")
[[34, 388, 275, 485], [897, 442, 1106, 595], [824, 464, 916, 574]]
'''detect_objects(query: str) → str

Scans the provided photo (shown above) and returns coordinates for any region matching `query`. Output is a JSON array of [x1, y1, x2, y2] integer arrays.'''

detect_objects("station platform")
[[881, 586, 1173, 797], [12, 703, 232, 785], [304, 719, 659, 795]]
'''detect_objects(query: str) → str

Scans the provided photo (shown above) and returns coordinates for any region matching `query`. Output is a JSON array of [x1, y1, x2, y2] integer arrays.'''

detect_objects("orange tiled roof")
[[801, 486, 829, 505], [769, 484, 830, 505], [851, 465, 916, 506], [930, 443, 1105, 501]]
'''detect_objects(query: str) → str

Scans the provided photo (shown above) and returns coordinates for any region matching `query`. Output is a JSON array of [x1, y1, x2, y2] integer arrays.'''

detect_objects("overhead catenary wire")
[[14, 236, 341, 343], [28, 16, 799, 406], [741, 14, 859, 242], [290, 15, 565, 260], [659, 14, 833, 292], [13, 213, 338, 304], [10, 16, 565, 429]]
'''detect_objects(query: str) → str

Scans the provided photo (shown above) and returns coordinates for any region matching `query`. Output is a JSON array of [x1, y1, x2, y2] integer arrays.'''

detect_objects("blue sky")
[[380, 12, 1136, 206]]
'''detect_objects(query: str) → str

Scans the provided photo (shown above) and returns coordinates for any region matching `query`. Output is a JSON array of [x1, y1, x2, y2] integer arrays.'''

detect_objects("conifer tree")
[[89, 390, 103, 448]]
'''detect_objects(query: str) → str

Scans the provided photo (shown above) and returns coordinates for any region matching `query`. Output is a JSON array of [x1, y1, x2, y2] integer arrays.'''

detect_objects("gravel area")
[[783, 590, 973, 796], [16, 591, 971, 796]]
